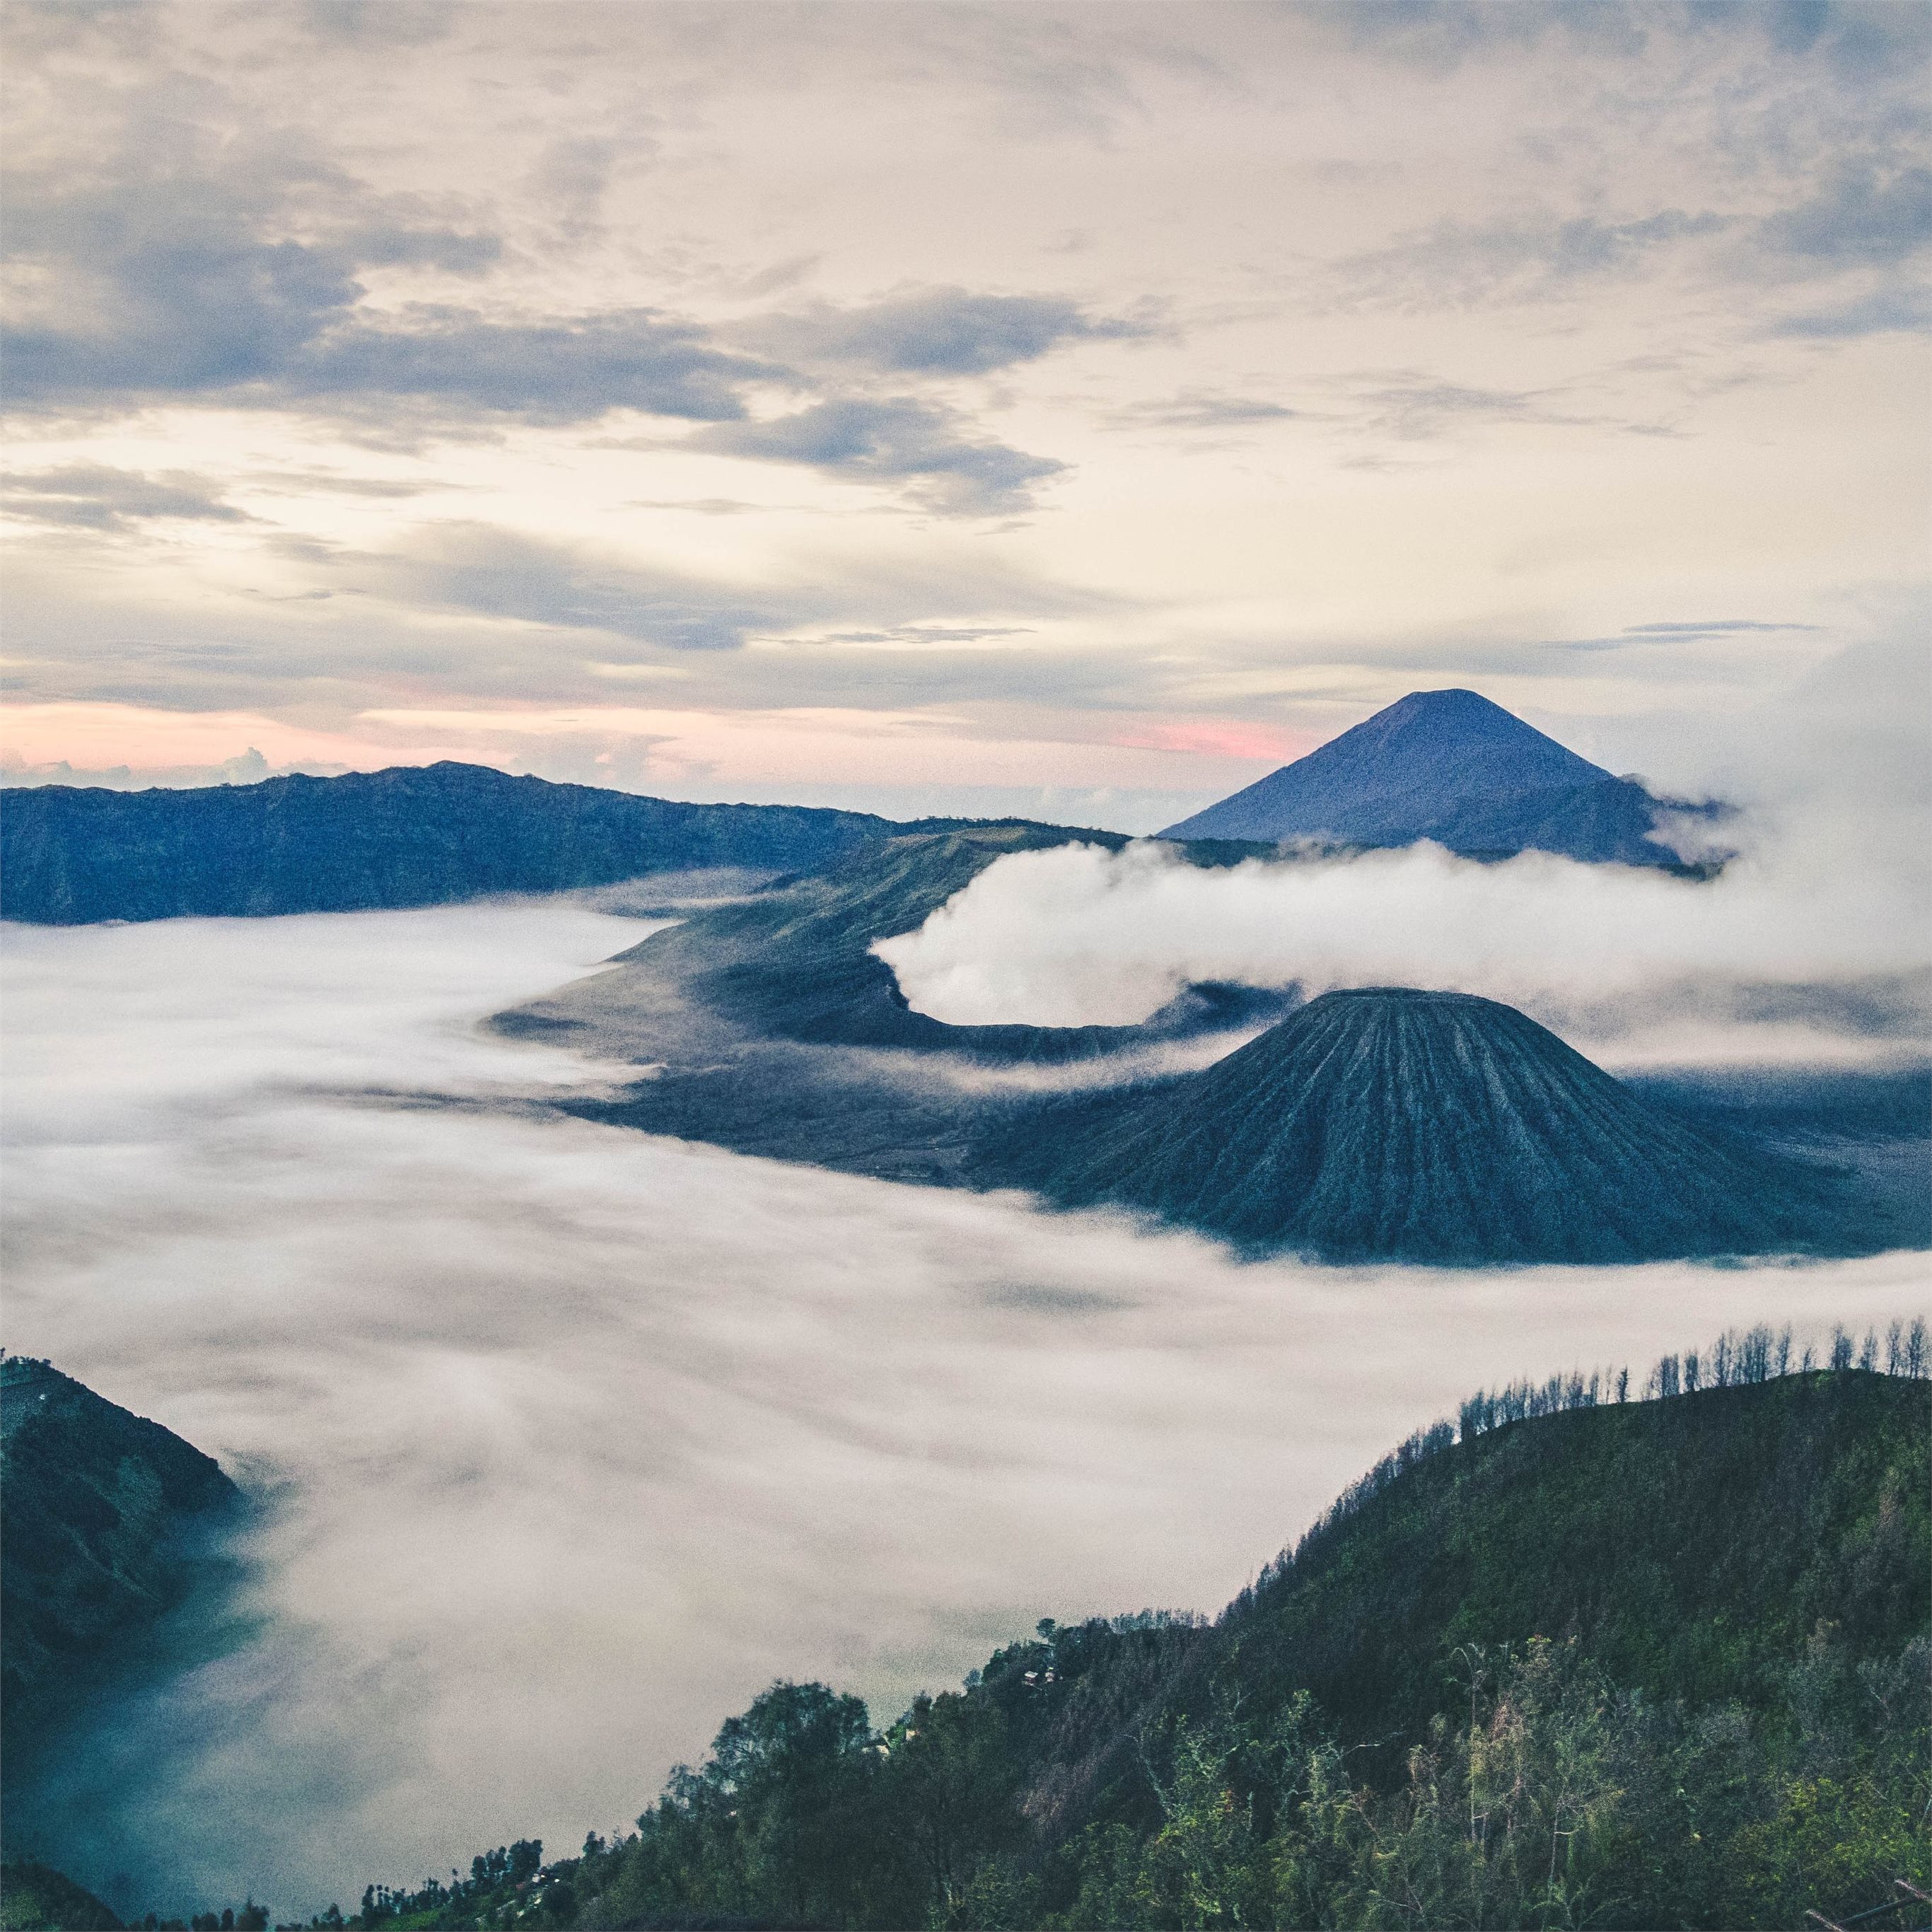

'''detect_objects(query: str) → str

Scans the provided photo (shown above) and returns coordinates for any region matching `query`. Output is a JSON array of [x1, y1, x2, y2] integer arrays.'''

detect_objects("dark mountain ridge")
[[973, 987, 1874, 1262], [0, 763, 996, 925], [0, 1358, 245, 1762], [1160, 687, 1719, 867], [535, 825, 1290, 1186]]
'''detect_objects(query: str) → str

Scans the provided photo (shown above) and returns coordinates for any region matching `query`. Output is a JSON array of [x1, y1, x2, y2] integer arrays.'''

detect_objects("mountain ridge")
[[0, 763, 1009, 925], [0, 1358, 245, 1764]]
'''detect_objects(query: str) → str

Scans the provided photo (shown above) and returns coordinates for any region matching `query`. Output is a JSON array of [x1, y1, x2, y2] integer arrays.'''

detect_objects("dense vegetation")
[[0, 1862, 127, 1932], [262, 1332, 1926, 1932], [0, 763, 967, 924], [0, 1358, 243, 1764]]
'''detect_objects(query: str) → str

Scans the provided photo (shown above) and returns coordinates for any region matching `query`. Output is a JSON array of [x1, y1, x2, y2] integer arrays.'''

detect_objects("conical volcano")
[[976, 988, 1849, 1264], [1158, 689, 1697, 867]]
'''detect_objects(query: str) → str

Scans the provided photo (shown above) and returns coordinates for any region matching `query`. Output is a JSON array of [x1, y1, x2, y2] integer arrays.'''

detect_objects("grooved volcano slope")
[[977, 989, 1853, 1263]]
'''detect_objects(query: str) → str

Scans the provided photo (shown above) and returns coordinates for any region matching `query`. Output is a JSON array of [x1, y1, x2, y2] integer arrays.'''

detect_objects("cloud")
[[1553, 617, 1825, 651], [1, 106, 764, 426], [1327, 0, 1927, 79], [0, 748, 282, 791], [1317, 0, 1648, 69], [878, 836, 1930, 1061], [0, 465, 256, 532], [687, 397, 1066, 516], [878, 632, 1932, 1062], [1350, 377, 1594, 440], [289, 309, 769, 426], [1762, 280, 1932, 339], [1755, 163, 1932, 267], [3, 902, 1919, 1915], [737, 287, 1149, 377], [1112, 391, 1303, 431], [368, 525, 777, 651], [1340, 209, 1728, 308], [298, 1, 456, 50]]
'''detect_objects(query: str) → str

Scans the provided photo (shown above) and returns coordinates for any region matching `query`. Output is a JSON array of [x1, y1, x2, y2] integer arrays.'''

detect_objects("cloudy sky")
[[4, 1, 1926, 827]]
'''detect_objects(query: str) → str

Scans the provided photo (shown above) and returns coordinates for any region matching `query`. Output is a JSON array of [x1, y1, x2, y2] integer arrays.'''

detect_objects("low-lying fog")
[[878, 631, 1932, 1068], [1, 904, 1921, 1919]]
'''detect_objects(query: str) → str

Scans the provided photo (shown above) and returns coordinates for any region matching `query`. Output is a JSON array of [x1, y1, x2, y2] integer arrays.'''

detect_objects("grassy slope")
[[0, 1860, 122, 1931], [1230, 1366, 1928, 1745], [983, 1369, 1928, 1845]]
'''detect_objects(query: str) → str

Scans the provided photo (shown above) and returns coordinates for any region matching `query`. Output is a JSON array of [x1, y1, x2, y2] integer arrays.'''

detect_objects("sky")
[[3, 0, 1928, 829], [5, 902, 1919, 1915]]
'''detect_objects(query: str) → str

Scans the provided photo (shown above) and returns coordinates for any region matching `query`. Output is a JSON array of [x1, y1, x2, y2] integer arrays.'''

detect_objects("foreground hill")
[[0, 764, 958, 924], [0, 1358, 244, 1769], [1160, 688, 1716, 868], [973, 987, 1875, 1263], [0, 1858, 124, 1931], [327, 1353, 1928, 1931]]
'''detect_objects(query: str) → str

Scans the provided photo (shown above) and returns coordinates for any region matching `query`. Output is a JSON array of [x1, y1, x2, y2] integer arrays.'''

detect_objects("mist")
[[876, 639, 1932, 1066], [873, 835, 1931, 1063], [1, 904, 1920, 1919]]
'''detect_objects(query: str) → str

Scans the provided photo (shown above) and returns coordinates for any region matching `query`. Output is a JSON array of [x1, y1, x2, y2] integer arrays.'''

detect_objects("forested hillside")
[[0, 1358, 244, 1761], [319, 1332, 1928, 1932]]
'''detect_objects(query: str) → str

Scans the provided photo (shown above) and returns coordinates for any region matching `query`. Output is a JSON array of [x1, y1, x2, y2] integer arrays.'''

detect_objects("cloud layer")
[[4, 904, 1919, 1917], [878, 629, 1932, 1060]]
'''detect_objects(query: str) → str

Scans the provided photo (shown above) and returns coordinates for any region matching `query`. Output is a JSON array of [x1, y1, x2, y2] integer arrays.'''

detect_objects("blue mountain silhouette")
[[1160, 689, 1705, 866]]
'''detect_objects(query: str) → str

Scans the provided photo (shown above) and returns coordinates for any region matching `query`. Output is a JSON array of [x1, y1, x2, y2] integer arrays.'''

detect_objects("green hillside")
[[331, 1346, 1928, 1932], [0, 1358, 244, 1762]]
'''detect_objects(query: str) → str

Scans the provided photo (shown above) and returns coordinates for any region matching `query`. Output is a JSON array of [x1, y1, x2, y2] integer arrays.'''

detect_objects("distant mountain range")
[[1161, 687, 1720, 866], [1, 691, 1721, 926], [0, 763, 982, 924]]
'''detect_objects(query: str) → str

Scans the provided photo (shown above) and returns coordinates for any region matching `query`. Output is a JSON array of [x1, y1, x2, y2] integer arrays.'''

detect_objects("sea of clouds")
[[1, 902, 1921, 1918], [877, 634, 1932, 1067]]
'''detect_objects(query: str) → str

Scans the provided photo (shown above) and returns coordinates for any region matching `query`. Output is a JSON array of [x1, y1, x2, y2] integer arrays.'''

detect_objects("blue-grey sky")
[[3, 0, 1926, 827]]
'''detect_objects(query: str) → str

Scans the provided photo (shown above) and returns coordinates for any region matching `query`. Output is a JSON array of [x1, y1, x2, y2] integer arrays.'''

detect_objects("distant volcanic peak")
[[1158, 687, 1622, 848]]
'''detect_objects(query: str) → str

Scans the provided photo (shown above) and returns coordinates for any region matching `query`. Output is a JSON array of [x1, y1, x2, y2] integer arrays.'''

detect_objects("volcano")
[[1159, 689, 1705, 866], [974, 988, 1851, 1264]]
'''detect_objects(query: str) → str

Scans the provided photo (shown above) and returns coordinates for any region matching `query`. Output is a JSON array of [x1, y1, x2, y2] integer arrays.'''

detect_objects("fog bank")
[[1, 906, 1917, 1918], [874, 835, 1931, 1063], [876, 636, 1932, 1064]]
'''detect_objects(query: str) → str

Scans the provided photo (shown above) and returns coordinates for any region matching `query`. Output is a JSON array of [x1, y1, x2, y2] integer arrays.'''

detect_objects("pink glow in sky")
[[3, 4, 1926, 827]]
